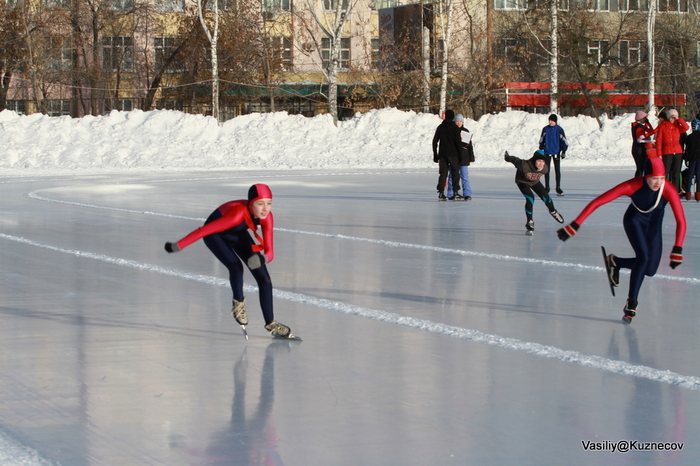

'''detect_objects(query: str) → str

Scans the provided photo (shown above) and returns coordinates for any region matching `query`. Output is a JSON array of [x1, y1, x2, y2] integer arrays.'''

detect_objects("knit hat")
[[549, 114, 558, 123], [643, 157, 666, 178], [635, 110, 647, 121], [444, 109, 455, 121], [531, 149, 547, 162], [667, 109, 679, 119], [454, 114, 464, 122], [692, 119, 700, 132], [248, 183, 273, 208]]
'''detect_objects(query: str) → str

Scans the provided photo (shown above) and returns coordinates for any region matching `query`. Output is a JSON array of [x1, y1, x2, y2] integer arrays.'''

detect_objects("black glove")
[[560, 150, 566, 160], [503, 151, 510, 161], [670, 246, 683, 269], [247, 253, 266, 270], [557, 222, 579, 241], [433, 154, 439, 163], [164, 242, 181, 253]]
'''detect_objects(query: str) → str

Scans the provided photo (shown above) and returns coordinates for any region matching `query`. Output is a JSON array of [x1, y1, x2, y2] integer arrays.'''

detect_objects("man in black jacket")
[[432, 109, 462, 201]]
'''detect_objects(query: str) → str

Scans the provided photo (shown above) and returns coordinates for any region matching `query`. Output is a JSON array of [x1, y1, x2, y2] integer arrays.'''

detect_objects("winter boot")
[[622, 298, 638, 324], [438, 191, 447, 201], [231, 298, 248, 326], [451, 193, 467, 201], [549, 209, 564, 224], [265, 320, 291, 338], [605, 254, 620, 287], [526, 220, 535, 235], [685, 192, 692, 201], [556, 187, 564, 196]]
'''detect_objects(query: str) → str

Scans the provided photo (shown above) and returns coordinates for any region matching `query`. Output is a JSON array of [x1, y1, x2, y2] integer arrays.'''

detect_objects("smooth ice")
[[1, 169, 699, 466]]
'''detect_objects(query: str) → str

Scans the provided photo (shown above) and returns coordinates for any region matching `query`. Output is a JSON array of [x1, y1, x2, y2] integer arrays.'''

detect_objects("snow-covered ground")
[[1, 108, 642, 174]]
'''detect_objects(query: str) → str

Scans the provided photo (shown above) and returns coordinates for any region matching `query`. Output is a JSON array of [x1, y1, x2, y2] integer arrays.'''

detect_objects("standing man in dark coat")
[[432, 109, 462, 201], [539, 114, 569, 196]]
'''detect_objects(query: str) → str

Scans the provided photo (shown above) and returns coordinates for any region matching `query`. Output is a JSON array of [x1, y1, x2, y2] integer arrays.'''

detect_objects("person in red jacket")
[[654, 108, 689, 193], [557, 158, 686, 324], [630, 110, 655, 177], [164, 184, 293, 338]]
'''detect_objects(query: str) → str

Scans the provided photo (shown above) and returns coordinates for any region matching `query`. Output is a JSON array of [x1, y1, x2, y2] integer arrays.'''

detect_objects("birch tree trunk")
[[198, 0, 220, 121], [647, 0, 656, 115], [437, 0, 453, 114], [549, 0, 558, 114]]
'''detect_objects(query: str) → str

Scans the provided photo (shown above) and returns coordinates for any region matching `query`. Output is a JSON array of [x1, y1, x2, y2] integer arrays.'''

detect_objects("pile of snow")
[[0, 107, 643, 174]]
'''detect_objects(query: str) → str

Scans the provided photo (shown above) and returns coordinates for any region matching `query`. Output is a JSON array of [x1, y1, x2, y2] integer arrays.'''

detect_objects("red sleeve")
[[677, 118, 690, 133], [260, 213, 274, 262], [662, 181, 687, 247], [176, 203, 247, 250], [573, 179, 642, 226]]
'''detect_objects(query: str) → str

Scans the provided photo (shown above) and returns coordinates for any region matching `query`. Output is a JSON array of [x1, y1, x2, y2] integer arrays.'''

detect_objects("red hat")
[[643, 157, 666, 178], [248, 183, 273, 208]]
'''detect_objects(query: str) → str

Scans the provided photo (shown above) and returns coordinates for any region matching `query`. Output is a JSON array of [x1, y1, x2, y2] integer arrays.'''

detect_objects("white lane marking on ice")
[[26, 189, 700, 285], [2, 232, 700, 391]]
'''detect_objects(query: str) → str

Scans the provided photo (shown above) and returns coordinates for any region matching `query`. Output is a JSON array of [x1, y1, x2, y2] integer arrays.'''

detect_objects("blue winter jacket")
[[539, 125, 568, 156]]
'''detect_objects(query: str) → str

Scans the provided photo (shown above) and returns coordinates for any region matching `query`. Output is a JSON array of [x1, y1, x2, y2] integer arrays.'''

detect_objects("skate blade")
[[240, 325, 248, 340], [526, 231, 534, 236], [601, 246, 616, 297], [622, 315, 633, 324], [274, 333, 302, 341]]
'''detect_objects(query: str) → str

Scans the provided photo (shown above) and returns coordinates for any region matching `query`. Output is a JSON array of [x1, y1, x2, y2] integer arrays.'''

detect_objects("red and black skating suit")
[[571, 175, 686, 303], [175, 198, 276, 324]]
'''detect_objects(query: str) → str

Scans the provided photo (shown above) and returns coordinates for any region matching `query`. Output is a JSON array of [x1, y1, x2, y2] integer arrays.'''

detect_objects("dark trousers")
[[614, 206, 664, 302], [662, 153, 683, 191], [544, 154, 562, 192], [437, 155, 460, 194], [202, 212, 275, 325], [686, 161, 700, 193], [517, 182, 556, 223]]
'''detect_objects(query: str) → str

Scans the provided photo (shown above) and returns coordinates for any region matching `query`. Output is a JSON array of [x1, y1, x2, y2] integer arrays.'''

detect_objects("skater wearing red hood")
[[557, 158, 686, 323], [165, 184, 296, 339]]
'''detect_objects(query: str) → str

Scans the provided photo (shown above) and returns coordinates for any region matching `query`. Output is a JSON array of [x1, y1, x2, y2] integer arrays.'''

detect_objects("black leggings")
[[517, 182, 556, 222], [202, 215, 274, 325]]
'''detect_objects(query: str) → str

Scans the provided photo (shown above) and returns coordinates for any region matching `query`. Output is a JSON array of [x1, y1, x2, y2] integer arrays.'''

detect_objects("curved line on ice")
[[1, 231, 699, 391], [26, 188, 700, 285]]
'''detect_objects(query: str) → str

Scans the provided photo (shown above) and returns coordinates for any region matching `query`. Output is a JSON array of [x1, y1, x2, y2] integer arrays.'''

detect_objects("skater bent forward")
[[557, 158, 686, 323], [504, 150, 565, 234], [164, 184, 293, 338]]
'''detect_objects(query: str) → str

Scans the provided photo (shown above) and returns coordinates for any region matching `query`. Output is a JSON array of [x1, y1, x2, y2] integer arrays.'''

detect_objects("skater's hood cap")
[[692, 119, 700, 132], [667, 109, 679, 119], [635, 110, 647, 121], [248, 184, 273, 207], [444, 109, 455, 121], [548, 114, 558, 123], [644, 157, 666, 178], [454, 113, 464, 122]]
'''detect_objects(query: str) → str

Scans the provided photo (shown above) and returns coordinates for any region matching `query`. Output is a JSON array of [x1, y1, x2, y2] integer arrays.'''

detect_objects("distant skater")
[[557, 158, 686, 323], [164, 184, 298, 339], [504, 150, 564, 235]]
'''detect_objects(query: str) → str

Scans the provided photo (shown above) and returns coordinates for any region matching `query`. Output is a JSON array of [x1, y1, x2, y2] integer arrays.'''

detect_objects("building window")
[[321, 37, 351, 69], [588, 0, 609, 10], [371, 0, 399, 9], [5, 100, 26, 114], [43, 0, 70, 9], [619, 0, 644, 11], [494, 0, 527, 10], [587, 40, 609, 65], [658, 0, 688, 11], [104, 99, 133, 113], [46, 100, 71, 116], [371, 38, 380, 70], [267, 37, 293, 71], [48, 40, 72, 71], [324, 0, 348, 11], [619, 40, 643, 65], [497, 38, 521, 66], [155, 37, 182, 72], [154, 0, 184, 12], [263, 0, 290, 10], [103, 36, 134, 72], [108, 0, 133, 9]]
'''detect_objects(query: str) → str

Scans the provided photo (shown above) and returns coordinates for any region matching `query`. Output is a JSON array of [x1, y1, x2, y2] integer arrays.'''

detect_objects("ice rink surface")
[[1, 168, 699, 466]]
